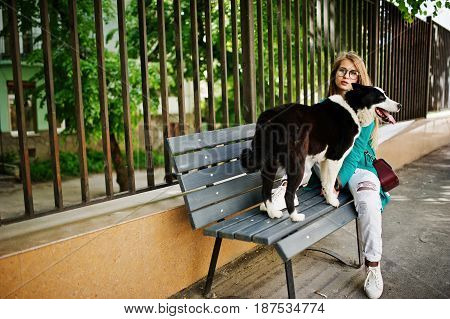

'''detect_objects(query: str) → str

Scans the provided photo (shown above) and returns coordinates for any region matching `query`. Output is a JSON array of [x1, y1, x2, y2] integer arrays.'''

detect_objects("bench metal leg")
[[303, 219, 364, 269], [285, 259, 296, 299], [203, 237, 222, 296]]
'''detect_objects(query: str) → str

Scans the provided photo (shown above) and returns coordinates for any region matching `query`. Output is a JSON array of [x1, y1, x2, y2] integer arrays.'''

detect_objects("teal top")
[[304, 100, 391, 212]]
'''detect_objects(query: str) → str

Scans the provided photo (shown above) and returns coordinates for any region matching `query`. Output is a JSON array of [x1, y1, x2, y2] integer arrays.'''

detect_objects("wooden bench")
[[166, 123, 364, 299]]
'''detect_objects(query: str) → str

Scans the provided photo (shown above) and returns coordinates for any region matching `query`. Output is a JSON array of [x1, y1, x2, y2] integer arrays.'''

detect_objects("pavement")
[[172, 143, 450, 299], [0, 167, 168, 220]]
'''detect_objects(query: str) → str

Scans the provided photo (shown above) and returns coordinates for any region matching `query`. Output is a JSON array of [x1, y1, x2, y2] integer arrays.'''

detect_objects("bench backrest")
[[166, 124, 283, 230]]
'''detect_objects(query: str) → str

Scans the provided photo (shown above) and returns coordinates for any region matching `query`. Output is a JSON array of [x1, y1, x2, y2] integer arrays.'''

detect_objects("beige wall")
[[0, 205, 255, 298]]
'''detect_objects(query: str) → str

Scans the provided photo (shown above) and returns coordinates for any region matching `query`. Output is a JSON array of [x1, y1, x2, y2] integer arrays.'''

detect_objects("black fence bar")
[[294, 0, 301, 102], [323, 0, 329, 98], [157, 0, 172, 184], [94, 0, 114, 197], [356, 0, 361, 54], [392, 8, 399, 106], [378, 0, 384, 89], [399, 18, 406, 120], [351, 0, 356, 51], [286, 0, 293, 102], [277, 0, 284, 105], [68, 0, 90, 202], [329, 0, 335, 61], [302, 0, 308, 104], [190, 0, 201, 132], [316, 0, 322, 102], [335, 0, 340, 54], [241, 0, 257, 123], [174, 0, 186, 134], [256, 0, 265, 112], [8, 0, 34, 216], [218, 0, 229, 126], [137, 0, 155, 188], [267, 0, 275, 108], [231, 0, 241, 122], [363, 0, 368, 63], [407, 21, 413, 118], [39, 0, 63, 207], [383, 3, 391, 96], [309, 0, 315, 104], [205, 0, 215, 129], [117, 0, 135, 192]]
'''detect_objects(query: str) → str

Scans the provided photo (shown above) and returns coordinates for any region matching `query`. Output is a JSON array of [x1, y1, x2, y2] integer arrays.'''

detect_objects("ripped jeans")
[[348, 168, 383, 262], [281, 166, 383, 262]]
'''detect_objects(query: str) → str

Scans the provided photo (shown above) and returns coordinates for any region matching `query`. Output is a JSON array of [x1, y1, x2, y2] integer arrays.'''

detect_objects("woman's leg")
[[348, 168, 384, 299], [348, 168, 383, 262]]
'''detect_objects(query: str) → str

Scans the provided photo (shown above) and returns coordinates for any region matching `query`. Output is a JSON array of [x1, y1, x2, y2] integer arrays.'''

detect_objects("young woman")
[[271, 51, 390, 299]]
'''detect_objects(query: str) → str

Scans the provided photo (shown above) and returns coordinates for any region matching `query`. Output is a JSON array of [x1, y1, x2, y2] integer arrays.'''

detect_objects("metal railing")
[[1, 0, 448, 224]]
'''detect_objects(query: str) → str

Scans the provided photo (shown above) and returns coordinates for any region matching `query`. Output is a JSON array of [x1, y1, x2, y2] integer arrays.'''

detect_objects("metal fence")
[[2, 0, 449, 224], [429, 22, 450, 112]]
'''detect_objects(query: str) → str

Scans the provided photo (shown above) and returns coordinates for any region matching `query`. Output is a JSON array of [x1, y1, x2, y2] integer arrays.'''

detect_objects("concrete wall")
[[0, 115, 449, 298]]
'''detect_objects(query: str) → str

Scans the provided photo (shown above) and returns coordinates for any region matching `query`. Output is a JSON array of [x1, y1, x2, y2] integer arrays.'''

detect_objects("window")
[[7, 81, 37, 133], [0, 8, 37, 57]]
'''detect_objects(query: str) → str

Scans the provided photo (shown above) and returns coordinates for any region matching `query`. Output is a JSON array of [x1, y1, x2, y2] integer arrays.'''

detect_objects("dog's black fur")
[[240, 83, 401, 221]]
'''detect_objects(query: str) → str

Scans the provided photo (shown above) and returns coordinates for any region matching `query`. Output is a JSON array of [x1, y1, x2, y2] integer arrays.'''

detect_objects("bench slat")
[[234, 193, 325, 241], [167, 123, 255, 154], [178, 160, 246, 192], [173, 140, 251, 173], [252, 191, 353, 245], [185, 172, 261, 211], [202, 209, 262, 237], [275, 202, 358, 262], [188, 184, 271, 229], [202, 187, 321, 238]]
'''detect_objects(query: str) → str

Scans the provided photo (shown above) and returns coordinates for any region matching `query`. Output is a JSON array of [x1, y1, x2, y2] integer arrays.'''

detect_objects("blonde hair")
[[327, 51, 379, 149]]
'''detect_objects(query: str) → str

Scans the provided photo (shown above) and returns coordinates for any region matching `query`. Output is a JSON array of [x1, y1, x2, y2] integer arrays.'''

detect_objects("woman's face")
[[334, 59, 359, 95]]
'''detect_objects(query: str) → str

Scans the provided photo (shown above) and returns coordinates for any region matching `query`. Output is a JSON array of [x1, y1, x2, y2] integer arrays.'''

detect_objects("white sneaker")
[[260, 181, 299, 212], [364, 263, 384, 299]]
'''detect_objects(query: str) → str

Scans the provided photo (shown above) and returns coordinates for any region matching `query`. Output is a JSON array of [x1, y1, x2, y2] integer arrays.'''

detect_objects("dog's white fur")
[[265, 88, 400, 221]]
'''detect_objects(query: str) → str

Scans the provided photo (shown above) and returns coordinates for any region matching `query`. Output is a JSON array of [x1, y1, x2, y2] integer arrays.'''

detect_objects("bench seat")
[[166, 123, 363, 298]]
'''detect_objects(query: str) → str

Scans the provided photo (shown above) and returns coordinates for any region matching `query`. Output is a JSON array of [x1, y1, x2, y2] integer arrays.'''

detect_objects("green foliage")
[[388, 0, 450, 22], [0, 0, 144, 144], [0, 152, 19, 165], [27, 148, 165, 183]]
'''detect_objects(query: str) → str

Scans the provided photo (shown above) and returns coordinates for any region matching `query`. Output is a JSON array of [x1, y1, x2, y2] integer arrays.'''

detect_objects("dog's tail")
[[240, 109, 276, 173]]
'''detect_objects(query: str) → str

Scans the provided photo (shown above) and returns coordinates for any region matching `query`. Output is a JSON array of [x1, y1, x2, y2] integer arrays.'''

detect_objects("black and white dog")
[[240, 83, 401, 222]]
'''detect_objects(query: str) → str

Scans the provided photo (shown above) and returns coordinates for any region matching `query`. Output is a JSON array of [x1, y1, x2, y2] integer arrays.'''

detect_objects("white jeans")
[[348, 168, 382, 262], [281, 166, 382, 262]]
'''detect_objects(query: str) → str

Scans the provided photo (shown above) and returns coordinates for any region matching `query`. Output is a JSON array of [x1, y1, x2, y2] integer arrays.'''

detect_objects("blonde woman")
[[271, 51, 391, 299]]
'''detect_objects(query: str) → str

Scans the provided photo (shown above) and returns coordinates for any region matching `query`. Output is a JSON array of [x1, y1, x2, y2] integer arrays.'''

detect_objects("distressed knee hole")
[[357, 180, 377, 192]]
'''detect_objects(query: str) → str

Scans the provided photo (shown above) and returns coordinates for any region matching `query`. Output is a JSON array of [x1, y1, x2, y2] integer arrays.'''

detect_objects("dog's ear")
[[350, 83, 364, 90]]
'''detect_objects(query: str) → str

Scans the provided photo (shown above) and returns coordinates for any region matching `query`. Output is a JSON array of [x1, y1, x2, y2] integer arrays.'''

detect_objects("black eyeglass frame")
[[336, 67, 360, 80]]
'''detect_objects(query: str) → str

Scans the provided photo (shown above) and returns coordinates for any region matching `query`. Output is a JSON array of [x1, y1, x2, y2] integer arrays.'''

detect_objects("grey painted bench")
[[166, 123, 364, 299]]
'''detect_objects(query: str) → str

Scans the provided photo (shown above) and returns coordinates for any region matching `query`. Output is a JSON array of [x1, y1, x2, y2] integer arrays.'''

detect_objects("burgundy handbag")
[[365, 151, 399, 192]]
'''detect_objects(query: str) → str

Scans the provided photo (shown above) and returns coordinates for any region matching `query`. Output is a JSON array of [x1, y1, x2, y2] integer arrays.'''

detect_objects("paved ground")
[[0, 167, 168, 220], [172, 143, 450, 299]]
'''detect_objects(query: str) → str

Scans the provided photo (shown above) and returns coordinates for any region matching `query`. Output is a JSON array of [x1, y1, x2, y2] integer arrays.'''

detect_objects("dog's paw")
[[326, 196, 340, 208], [267, 210, 283, 219], [259, 202, 267, 211], [290, 212, 305, 222]]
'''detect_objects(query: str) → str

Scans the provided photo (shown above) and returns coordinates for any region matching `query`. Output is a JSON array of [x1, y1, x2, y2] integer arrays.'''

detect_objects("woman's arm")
[[337, 120, 375, 188]]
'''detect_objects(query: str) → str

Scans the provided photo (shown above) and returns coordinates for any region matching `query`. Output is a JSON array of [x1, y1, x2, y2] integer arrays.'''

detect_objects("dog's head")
[[345, 83, 402, 125]]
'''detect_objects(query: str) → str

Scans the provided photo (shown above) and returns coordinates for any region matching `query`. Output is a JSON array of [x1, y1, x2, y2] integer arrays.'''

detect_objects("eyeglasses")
[[336, 67, 360, 80]]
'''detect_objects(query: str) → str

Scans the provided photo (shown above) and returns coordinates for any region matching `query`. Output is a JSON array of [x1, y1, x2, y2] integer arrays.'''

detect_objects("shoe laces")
[[365, 266, 382, 289]]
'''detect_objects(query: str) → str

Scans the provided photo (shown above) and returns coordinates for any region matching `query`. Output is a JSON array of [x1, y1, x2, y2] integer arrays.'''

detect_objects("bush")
[[26, 148, 166, 182]]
